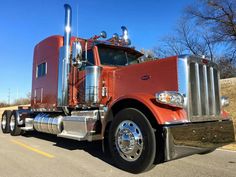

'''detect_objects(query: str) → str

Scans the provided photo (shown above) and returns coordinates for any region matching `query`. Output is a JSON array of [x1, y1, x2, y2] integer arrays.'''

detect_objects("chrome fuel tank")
[[33, 113, 63, 134]]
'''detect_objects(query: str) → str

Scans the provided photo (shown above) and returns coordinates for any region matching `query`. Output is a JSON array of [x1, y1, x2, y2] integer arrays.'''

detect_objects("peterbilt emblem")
[[201, 59, 209, 64], [141, 75, 151, 80]]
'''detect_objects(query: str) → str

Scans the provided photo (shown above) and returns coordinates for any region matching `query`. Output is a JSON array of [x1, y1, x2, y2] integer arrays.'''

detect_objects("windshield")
[[98, 45, 143, 66]]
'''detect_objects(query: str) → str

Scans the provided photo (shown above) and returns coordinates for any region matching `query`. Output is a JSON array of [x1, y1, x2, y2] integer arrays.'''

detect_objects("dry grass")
[[220, 77, 236, 150], [220, 78, 236, 128]]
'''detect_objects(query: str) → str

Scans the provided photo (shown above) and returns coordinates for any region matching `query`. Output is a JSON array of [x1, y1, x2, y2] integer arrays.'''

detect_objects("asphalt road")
[[0, 131, 236, 177]]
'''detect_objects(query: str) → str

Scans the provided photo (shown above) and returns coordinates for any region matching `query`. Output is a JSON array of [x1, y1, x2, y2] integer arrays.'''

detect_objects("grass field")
[[220, 78, 236, 129], [220, 78, 236, 150]]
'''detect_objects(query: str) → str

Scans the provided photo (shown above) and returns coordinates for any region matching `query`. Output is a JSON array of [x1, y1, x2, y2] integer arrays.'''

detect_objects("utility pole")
[[17, 88, 19, 100]]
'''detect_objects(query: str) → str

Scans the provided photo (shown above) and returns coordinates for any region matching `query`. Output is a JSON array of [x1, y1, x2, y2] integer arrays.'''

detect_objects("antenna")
[[76, 2, 79, 37]]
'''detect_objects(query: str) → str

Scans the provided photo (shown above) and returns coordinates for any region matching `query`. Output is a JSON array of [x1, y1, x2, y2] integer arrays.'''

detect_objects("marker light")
[[155, 91, 185, 108], [221, 96, 229, 107]]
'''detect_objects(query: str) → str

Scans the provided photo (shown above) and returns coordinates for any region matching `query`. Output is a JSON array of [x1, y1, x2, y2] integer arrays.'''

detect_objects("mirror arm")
[[71, 40, 83, 68]]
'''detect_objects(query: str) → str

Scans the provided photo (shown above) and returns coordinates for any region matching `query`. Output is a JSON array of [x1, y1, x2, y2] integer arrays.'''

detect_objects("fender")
[[109, 93, 188, 125]]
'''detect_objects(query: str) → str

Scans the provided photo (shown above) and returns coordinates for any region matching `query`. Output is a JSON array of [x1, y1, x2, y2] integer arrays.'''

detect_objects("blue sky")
[[0, 0, 193, 103]]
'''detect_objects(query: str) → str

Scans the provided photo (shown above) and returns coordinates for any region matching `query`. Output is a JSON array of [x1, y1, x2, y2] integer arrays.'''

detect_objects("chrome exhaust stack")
[[58, 4, 72, 107], [85, 66, 103, 106]]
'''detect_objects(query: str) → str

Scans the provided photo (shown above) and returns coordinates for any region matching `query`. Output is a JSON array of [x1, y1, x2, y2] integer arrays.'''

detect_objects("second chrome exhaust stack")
[[58, 4, 72, 107]]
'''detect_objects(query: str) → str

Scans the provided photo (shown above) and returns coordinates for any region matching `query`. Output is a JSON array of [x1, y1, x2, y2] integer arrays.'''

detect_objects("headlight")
[[221, 96, 229, 107], [155, 91, 185, 108]]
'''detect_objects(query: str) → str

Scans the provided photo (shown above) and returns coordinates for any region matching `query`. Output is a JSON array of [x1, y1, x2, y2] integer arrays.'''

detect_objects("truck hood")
[[110, 56, 179, 100]]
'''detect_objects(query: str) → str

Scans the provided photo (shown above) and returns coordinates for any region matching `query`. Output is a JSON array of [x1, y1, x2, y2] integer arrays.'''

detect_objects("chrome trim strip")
[[203, 65, 209, 115], [195, 63, 202, 116], [210, 67, 216, 115], [177, 56, 189, 119], [177, 57, 188, 96], [217, 70, 221, 114]]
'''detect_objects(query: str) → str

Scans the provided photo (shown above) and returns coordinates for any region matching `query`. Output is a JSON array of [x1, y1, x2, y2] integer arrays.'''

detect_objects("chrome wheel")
[[1, 115, 7, 129], [115, 120, 143, 162], [109, 108, 157, 173], [10, 115, 15, 132]]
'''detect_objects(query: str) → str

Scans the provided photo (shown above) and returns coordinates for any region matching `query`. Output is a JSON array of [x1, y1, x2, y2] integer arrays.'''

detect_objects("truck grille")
[[189, 61, 221, 120]]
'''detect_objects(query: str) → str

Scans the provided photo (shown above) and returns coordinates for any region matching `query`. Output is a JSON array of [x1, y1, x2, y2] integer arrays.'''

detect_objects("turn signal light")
[[221, 96, 229, 107], [155, 91, 185, 108]]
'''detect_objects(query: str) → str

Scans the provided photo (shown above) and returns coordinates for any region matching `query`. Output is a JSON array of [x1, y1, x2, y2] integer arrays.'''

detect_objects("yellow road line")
[[11, 140, 55, 158]]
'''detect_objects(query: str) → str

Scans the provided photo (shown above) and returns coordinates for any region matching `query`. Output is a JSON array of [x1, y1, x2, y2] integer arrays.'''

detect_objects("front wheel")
[[108, 108, 156, 173]]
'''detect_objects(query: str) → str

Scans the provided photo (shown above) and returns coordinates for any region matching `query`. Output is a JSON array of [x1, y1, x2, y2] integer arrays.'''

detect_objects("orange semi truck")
[[1, 4, 235, 173]]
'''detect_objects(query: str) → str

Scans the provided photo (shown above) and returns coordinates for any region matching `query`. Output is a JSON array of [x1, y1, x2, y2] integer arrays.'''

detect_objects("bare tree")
[[13, 92, 31, 105], [186, 0, 236, 59], [152, 0, 236, 78], [187, 0, 236, 40], [0, 101, 8, 108], [177, 20, 216, 60], [154, 35, 185, 58], [139, 49, 157, 62], [217, 57, 236, 78], [154, 19, 216, 60], [26, 92, 31, 100]]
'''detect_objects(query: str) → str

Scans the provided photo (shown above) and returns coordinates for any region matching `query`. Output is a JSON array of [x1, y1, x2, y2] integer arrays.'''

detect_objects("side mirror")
[[72, 41, 83, 68]]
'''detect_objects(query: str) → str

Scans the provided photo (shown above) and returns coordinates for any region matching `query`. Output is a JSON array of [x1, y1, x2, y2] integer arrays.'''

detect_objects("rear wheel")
[[1, 110, 12, 133], [9, 111, 22, 136], [108, 108, 156, 173]]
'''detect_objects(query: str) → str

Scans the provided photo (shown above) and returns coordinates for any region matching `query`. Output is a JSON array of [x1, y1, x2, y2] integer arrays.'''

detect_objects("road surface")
[[0, 130, 235, 177]]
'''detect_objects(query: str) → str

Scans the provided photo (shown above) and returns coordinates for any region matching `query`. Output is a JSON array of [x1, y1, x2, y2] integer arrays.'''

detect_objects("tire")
[[108, 108, 156, 173], [9, 111, 22, 136], [1, 110, 12, 133]]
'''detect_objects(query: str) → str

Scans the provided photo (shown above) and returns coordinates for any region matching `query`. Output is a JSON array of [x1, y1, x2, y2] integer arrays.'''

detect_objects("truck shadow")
[[22, 131, 114, 166]]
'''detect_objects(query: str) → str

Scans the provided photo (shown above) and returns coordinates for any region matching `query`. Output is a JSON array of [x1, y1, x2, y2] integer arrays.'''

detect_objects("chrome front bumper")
[[163, 120, 235, 161]]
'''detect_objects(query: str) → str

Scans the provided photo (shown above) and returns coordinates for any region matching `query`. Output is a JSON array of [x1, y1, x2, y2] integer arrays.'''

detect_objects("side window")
[[36, 62, 47, 78]]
